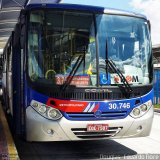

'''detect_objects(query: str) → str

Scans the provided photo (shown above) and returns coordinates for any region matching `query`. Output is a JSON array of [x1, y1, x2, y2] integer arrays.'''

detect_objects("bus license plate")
[[87, 124, 109, 132]]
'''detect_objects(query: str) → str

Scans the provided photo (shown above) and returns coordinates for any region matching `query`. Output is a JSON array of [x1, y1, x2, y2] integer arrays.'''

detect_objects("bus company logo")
[[94, 110, 102, 118], [114, 75, 139, 83], [83, 103, 99, 113]]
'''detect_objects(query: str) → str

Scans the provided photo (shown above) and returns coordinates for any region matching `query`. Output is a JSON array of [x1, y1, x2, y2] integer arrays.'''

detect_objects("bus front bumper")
[[26, 106, 154, 142]]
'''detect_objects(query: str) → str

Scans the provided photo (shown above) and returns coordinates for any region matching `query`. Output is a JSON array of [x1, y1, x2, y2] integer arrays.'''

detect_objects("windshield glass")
[[28, 10, 97, 86], [96, 14, 152, 85], [28, 10, 152, 87]]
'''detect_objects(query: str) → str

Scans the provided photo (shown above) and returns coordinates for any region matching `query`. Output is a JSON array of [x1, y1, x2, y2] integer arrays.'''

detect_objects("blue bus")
[[2, 0, 153, 141]]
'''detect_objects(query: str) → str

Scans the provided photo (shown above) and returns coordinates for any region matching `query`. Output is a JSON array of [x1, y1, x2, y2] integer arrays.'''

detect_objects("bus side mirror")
[[13, 23, 26, 49], [20, 24, 26, 49], [20, 10, 26, 49], [148, 20, 151, 32], [13, 23, 21, 48], [13, 10, 26, 49]]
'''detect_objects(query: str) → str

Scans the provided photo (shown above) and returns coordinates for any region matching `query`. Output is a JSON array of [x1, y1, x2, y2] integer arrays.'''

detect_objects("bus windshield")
[[28, 10, 152, 87]]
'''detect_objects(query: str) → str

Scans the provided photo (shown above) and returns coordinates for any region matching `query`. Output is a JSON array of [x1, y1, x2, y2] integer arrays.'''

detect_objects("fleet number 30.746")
[[108, 103, 131, 110]]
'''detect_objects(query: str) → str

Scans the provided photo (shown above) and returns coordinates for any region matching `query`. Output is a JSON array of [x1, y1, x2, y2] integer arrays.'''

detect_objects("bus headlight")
[[133, 108, 140, 116], [31, 100, 62, 120], [39, 105, 47, 114], [140, 104, 147, 112], [32, 102, 39, 108], [47, 108, 62, 120], [130, 100, 152, 118]]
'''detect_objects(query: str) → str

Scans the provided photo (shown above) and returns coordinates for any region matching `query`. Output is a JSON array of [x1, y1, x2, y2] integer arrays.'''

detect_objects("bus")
[[2, 0, 154, 141], [0, 49, 3, 97]]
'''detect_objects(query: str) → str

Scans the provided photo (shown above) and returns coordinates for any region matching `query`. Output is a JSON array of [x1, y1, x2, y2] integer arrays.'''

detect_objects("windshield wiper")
[[106, 59, 133, 98], [61, 54, 85, 91]]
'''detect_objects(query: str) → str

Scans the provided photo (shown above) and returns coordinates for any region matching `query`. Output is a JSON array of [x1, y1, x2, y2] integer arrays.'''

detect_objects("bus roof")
[[25, 2, 147, 20]]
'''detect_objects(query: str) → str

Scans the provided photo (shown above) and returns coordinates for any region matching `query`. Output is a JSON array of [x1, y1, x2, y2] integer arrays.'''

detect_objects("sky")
[[63, 0, 160, 46]]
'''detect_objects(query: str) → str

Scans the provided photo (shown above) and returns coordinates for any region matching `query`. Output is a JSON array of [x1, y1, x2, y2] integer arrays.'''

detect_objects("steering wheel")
[[45, 69, 56, 79], [30, 72, 38, 81]]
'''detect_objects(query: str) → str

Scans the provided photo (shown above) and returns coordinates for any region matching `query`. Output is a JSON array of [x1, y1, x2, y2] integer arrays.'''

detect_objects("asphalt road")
[[14, 113, 160, 160]]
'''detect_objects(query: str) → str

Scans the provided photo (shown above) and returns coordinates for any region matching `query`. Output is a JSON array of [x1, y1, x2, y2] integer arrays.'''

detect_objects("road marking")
[[0, 103, 19, 160]]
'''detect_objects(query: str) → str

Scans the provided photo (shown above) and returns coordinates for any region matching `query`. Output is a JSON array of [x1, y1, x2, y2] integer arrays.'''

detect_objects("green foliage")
[[154, 104, 160, 109]]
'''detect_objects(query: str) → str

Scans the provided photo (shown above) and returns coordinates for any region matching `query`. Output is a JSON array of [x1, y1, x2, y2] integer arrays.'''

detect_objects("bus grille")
[[66, 111, 127, 120], [49, 91, 140, 100], [71, 127, 123, 139]]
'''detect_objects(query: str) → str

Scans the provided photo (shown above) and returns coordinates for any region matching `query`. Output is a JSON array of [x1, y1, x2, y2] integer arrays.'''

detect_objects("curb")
[[0, 103, 19, 160], [154, 108, 160, 113]]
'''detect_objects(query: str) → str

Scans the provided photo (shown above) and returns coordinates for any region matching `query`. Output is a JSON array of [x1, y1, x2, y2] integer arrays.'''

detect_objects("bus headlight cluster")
[[31, 100, 62, 120], [130, 100, 152, 118]]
